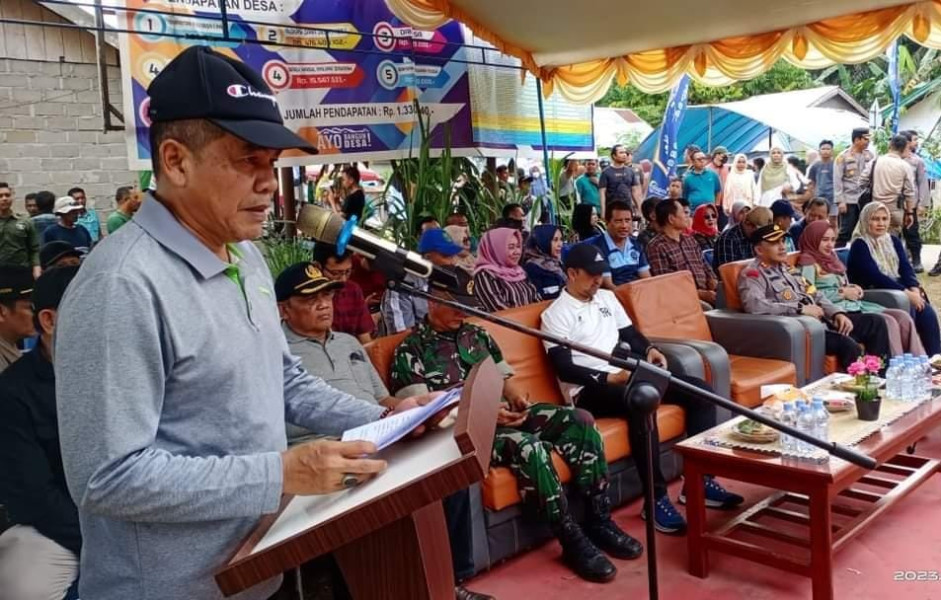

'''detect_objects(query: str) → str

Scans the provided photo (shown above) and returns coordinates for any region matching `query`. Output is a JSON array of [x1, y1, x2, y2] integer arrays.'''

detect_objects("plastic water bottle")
[[900, 358, 916, 402], [796, 403, 815, 458], [919, 355, 932, 400], [780, 402, 796, 457], [811, 398, 830, 453], [885, 357, 902, 400]]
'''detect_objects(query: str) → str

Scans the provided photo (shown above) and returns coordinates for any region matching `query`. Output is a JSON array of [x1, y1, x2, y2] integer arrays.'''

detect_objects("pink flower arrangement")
[[848, 355, 882, 377], [848, 355, 882, 401]]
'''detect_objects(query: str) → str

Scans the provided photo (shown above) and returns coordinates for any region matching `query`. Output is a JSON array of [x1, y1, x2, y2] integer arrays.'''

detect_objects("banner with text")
[[119, 0, 474, 169], [463, 31, 594, 156]]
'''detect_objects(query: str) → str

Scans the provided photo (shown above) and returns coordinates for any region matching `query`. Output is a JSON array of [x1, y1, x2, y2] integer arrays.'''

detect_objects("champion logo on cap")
[[226, 84, 277, 106]]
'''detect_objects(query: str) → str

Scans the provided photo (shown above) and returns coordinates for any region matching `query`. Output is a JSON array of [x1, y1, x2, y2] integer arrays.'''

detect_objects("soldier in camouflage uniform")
[[390, 269, 641, 583]]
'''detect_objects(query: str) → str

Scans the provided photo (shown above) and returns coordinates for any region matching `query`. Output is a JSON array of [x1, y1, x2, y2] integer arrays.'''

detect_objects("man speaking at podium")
[[54, 47, 434, 600]]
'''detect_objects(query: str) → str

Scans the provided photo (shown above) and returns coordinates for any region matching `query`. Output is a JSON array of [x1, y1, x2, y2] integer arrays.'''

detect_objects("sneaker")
[[455, 586, 495, 600], [641, 495, 687, 535], [678, 477, 745, 510], [930, 264, 941, 277], [914, 262, 925, 274]]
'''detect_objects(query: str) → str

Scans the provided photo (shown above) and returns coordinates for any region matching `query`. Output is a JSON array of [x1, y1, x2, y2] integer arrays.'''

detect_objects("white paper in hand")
[[340, 387, 463, 451]]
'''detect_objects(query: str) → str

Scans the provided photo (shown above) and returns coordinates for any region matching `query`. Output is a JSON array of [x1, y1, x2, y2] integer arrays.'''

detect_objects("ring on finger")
[[342, 474, 359, 488]]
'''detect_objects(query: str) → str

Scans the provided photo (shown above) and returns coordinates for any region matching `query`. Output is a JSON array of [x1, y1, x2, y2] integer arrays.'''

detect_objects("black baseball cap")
[[147, 46, 317, 154], [32, 265, 79, 313], [275, 263, 343, 302], [40, 241, 82, 270], [749, 224, 787, 245], [0, 265, 33, 302], [563, 243, 609, 275]]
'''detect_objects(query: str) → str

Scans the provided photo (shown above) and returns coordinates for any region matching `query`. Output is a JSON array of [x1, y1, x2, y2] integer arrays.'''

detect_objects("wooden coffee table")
[[675, 396, 941, 600]]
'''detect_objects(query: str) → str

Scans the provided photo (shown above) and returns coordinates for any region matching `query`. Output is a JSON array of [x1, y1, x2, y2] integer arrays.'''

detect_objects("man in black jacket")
[[541, 244, 743, 536], [0, 266, 80, 599]]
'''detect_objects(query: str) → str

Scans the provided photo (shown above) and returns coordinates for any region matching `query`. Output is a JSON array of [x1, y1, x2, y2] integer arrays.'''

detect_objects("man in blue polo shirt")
[[588, 200, 651, 289], [682, 149, 722, 211]]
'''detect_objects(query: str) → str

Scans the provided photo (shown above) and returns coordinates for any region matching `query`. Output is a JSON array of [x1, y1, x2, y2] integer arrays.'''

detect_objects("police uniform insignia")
[[305, 265, 323, 280], [782, 289, 794, 301]]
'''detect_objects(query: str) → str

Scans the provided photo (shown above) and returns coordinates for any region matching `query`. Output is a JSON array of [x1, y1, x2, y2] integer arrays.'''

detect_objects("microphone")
[[296, 204, 459, 291]]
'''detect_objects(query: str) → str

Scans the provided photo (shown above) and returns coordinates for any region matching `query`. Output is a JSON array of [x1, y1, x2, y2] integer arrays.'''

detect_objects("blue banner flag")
[[648, 75, 691, 198], [888, 40, 901, 135]]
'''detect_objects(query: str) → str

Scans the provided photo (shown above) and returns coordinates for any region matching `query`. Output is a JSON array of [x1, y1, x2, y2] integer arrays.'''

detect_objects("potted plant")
[[848, 355, 883, 421]]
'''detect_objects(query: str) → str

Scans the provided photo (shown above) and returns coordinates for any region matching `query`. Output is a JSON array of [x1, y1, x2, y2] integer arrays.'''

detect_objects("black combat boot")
[[553, 515, 617, 583], [583, 492, 644, 559]]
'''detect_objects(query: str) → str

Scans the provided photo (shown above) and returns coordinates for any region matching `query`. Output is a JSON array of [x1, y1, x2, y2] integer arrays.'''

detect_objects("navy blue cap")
[[147, 46, 317, 154], [418, 228, 463, 256], [770, 200, 797, 219], [32, 265, 79, 313]]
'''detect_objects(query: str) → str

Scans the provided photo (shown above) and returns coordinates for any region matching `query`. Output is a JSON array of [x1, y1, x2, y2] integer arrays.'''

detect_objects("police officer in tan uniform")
[[737, 224, 890, 371], [834, 127, 876, 247]]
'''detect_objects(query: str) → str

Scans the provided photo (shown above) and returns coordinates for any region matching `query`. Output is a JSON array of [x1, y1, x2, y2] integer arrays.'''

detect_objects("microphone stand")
[[384, 278, 877, 600]]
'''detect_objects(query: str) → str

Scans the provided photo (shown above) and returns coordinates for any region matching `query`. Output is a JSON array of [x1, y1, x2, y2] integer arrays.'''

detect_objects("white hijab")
[[723, 153, 757, 209]]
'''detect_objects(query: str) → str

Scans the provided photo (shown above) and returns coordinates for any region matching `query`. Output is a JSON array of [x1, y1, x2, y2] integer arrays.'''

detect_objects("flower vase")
[[855, 394, 881, 421]]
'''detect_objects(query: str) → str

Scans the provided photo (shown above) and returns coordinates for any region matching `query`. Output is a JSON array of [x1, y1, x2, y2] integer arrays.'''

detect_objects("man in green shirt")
[[0, 183, 40, 278], [575, 158, 601, 212], [106, 186, 142, 234]]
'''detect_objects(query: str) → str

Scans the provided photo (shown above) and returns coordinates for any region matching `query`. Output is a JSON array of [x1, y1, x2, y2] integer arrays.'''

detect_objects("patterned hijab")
[[853, 202, 899, 279], [523, 224, 566, 280], [444, 225, 476, 272], [797, 220, 845, 274], [475, 227, 528, 282]]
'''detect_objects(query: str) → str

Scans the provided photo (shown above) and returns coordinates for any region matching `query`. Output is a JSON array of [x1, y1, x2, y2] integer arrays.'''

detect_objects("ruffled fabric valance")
[[387, 0, 941, 103]]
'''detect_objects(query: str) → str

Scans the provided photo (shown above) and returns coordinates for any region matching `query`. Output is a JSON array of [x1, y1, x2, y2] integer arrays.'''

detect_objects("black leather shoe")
[[455, 586, 495, 600], [584, 519, 644, 560], [929, 264, 941, 277], [554, 516, 617, 583]]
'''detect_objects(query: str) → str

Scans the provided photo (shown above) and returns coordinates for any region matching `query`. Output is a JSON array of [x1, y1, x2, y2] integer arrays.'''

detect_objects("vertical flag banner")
[[119, 0, 474, 169], [647, 75, 690, 199], [887, 40, 901, 135]]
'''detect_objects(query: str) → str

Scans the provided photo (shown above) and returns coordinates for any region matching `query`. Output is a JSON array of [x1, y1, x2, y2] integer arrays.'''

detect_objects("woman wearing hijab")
[[474, 227, 541, 312], [444, 224, 476, 273], [571, 203, 604, 242], [757, 147, 799, 207], [723, 153, 758, 209], [522, 224, 566, 300], [847, 202, 941, 355], [725, 201, 751, 232], [798, 220, 924, 356], [690, 204, 720, 250]]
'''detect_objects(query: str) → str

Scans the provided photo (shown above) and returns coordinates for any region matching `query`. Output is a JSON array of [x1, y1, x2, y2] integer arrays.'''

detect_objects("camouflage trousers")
[[491, 403, 608, 524]]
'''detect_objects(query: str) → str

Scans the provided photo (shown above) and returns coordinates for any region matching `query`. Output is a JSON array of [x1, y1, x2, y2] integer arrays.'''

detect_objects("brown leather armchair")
[[616, 271, 797, 408]]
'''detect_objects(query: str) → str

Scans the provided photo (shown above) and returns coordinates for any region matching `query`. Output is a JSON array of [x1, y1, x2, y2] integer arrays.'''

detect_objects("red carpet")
[[468, 431, 941, 599]]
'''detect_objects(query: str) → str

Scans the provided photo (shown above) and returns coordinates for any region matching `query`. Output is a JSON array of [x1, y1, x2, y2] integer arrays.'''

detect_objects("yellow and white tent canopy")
[[387, 0, 941, 103]]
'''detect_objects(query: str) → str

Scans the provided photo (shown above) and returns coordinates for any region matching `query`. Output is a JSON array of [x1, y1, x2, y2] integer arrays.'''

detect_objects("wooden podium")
[[215, 358, 503, 599]]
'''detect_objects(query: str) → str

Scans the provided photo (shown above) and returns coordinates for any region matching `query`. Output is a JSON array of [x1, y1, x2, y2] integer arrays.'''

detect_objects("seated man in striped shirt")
[[646, 198, 718, 307]]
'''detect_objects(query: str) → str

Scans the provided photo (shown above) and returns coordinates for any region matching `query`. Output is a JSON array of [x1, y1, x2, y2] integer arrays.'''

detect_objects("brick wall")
[[0, 58, 135, 217]]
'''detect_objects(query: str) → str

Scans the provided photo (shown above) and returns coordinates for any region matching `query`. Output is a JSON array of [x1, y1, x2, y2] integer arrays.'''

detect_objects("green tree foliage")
[[598, 61, 816, 128]]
